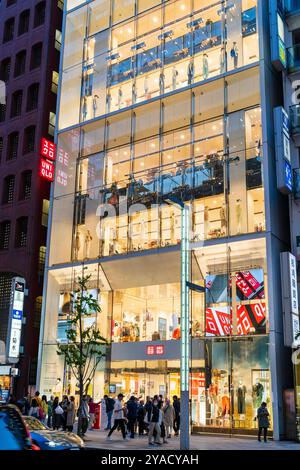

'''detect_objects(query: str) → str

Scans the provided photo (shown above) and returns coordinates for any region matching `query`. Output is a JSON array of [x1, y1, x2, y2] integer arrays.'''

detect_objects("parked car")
[[24, 416, 84, 450], [0, 404, 39, 450]]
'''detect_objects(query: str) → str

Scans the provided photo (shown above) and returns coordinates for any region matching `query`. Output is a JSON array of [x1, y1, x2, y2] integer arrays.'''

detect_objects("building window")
[[41, 199, 49, 227], [14, 50, 26, 77], [11, 90, 23, 117], [7, 132, 19, 160], [0, 221, 11, 250], [18, 9, 30, 36], [26, 83, 39, 111], [0, 137, 3, 162], [6, 0, 17, 6], [15, 216, 28, 247], [34, 1, 46, 28], [30, 42, 43, 69], [2, 175, 15, 204], [51, 71, 59, 94], [57, 0, 64, 10], [3, 18, 15, 43], [33, 297, 43, 329], [20, 170, 32, 200], [48, 112, 56, 136], [0, 57, 11, 82], [38, 247, 46, 275], [55, 30, 62, 52], [23, 126, 35, 154]]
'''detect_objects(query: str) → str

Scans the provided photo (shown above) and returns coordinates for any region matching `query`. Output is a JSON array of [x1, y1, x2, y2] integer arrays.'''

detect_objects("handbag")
[[55, 405, 64, 415]]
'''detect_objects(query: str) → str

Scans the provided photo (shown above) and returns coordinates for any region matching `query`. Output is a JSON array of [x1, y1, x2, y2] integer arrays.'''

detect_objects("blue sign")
[[12, 309, 23, 321], [284, 160, 293, 193]]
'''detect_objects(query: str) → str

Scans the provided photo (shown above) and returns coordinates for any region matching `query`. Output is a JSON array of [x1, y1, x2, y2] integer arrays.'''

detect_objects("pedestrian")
[[66, 396, 76, 432], [104, 394, 115, 430], [173, 395, 180, 436], [163, 399, 175, 438], [148, 398, 162, 446], [32, 391, 42, 407], [106, 393, 128, 441], [88, 397, 97, 430], [137, 399, 146, 435], [158, 400, 168, 443], [41, 395, 48, 424], [144, 396, 152, 435], [126, 395, 138, 439], [257, 402, 270, 442], [60, 395, 69, 431], [78, 395, 89, 437], [52, 396, 64, 430], [47, 396, 54, 428], [29, 398, 43, 421]]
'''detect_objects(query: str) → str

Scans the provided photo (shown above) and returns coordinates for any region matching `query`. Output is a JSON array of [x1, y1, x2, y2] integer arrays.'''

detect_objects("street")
[[82, 430, 300, 451]]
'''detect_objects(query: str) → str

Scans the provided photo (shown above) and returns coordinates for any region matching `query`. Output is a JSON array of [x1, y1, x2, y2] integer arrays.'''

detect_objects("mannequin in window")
[[220, 204, 226, 233], [252, 381, 264, 408], [230, 42, 239, 69], [172, 65, 178, 90], [132, 81, 137, 104], [219, 47, 226, 74], [159, 71, 165, 95], [106, 90, 111, 113], [203, 53, 209, 80], [53, 378, 62, 398], [82, 96, 88, 121], [236, 381, 247, 414], [93, 94, 99, 118], [84, 229, 93, 259], [204, 206, 209, 239], [187, 59, 194, 85], [74, 230, 82, 260], [236, 199, 242, 234], [118, 86, 123, 109], [205, 19, 213, 38], [221, 385, 230, 417]]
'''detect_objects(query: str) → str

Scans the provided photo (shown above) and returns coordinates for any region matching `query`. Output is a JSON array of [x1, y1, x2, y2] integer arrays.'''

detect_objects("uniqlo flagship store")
[[40, 236, 272, 436]]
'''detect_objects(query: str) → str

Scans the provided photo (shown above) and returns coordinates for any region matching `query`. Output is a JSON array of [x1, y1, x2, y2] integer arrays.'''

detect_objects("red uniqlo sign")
[[40, 158, 54, 182], [146, 345, 165, 356], [40, 138, 56, 161]]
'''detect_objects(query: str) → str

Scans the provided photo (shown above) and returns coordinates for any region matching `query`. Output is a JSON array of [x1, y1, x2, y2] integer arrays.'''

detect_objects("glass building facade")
[[38, 0, 293, 438]]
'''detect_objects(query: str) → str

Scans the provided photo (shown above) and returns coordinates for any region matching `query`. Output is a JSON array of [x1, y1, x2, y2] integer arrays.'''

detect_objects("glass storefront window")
[[112, 0, 135, 25]]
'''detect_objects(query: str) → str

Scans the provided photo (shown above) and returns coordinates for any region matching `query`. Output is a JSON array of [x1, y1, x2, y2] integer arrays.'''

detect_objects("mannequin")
[[106, 90, 111, 113], [203, 54, 209, 80], [219, 47, 226, 74], [132, 81, 137, 104], [84, 229, 93, 259], [159, 71, 165, 95], [187, 60, 194, 85], [205, 19, 213, 38], [252, 381, 264, 408], [236, 199, 242, 234], [172, 65, 178, 90], [236, 381, 247, 414], [230, 42, 239, 69], [53, 378, 62, 398], [118, 86, 123, 109], [220, 204, 226, 233], [93, 94, 99, 118], [204, 206, 209, 238], [74, 230, 82, 260], [82, 96, 88, 121]]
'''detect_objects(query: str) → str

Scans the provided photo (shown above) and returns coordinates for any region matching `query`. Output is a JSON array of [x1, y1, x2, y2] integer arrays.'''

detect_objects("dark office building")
[[0, 0, 62, 397]]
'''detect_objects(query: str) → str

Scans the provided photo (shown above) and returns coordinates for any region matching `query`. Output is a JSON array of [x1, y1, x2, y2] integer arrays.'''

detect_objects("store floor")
[[83, 430, 300, 450]]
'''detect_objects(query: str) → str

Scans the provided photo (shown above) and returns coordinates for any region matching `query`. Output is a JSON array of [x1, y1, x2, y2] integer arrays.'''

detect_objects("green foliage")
[[57, 271, 107, 391]]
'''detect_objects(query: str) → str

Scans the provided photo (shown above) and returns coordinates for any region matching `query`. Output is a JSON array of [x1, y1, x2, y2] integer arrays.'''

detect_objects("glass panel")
[[112, 0, 135, 25]]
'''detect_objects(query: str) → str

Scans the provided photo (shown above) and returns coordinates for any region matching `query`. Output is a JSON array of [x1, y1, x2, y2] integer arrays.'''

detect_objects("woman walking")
[[257, 402, 270, 442], [163, 399, 175, 439], [66, 396, 76, 432]]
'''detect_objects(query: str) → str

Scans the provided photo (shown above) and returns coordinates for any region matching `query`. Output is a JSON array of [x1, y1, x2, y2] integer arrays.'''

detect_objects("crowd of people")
[[8, 391, 97, 436], [6, 391, 270, 444], [104, 394, 181, 445]]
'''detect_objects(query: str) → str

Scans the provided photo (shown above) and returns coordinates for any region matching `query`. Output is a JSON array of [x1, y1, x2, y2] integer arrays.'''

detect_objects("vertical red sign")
[[40, 138, 56, 161], [39, 159, 54, 182]]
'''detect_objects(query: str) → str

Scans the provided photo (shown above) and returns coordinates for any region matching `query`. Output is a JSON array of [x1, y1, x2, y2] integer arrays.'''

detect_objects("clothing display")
[[187, 60, 194, 85], [203, 54, 209, 80], [237, 385, 247, 414], [84, 230, 93, 259], [221, 395, 230, 416], [230, 42, 239, 69], [252, 382, 264, 408], [172, 66, 178, 90]]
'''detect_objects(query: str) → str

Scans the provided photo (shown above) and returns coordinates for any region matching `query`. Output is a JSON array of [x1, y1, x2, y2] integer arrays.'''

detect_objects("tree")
[[57, 271, 107, 436]]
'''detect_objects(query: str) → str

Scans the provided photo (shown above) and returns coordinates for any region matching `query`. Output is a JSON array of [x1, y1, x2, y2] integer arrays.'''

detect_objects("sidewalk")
[[83, 429, 300, 450]]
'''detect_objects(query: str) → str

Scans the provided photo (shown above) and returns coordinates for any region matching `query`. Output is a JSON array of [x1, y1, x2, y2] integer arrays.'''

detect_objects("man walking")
[[104, 394, 115, 430], [126, 396, 138, 439], [148, 398, 162, 446], [106, 393, 128, 441]]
